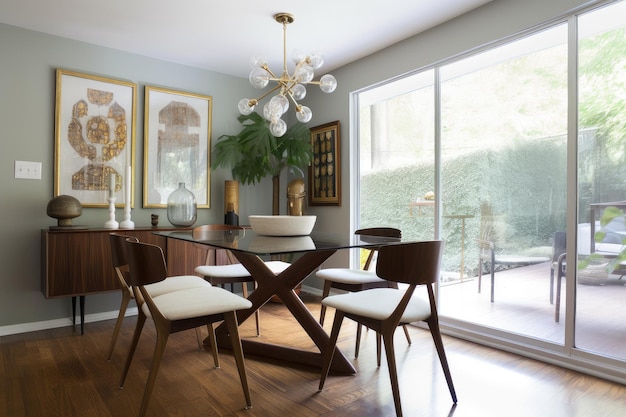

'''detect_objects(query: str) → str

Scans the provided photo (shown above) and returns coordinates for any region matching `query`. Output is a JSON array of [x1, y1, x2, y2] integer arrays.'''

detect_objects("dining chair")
[[316, 227, 411, 360], [106, 233, 213, 362], [120, 238, 252, 417], [193, 224, 290, 336], [318, 240, 457, 417]]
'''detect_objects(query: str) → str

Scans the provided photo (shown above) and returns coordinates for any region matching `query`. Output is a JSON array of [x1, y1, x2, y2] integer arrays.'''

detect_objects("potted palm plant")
[[213, 112, 313, 215]]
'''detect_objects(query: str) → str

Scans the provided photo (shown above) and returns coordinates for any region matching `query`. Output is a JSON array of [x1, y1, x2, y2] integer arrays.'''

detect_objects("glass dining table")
[[156, 228, 402, 374]]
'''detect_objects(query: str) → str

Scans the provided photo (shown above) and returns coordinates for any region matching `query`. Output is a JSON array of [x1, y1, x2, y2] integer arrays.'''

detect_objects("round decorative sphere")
[[47, 195, 82, 227]]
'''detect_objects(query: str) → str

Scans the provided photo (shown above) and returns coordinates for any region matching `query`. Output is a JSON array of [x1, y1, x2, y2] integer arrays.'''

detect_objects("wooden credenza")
[[41, 227, 206, 332]]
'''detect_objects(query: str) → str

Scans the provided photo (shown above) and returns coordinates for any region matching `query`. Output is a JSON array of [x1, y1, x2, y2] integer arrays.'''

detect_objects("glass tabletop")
[[155, 229, 402, 256]]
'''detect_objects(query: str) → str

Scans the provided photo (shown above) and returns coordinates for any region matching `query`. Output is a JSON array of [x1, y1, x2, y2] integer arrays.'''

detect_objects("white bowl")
[[248, 215, 317, 236]]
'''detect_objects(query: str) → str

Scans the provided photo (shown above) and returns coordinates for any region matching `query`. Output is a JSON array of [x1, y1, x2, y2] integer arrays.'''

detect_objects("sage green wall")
[[0, 0, 595, 331], [0, 23, 273, 330]]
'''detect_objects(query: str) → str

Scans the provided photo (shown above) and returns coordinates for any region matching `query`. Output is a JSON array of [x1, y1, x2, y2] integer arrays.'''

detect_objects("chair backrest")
[[376, 240, 443, 286], [355, 227, 402, 239], [109, 233, 137, 269], [355, 227, 402, 270], [125, 239, 169, 287], [109, 233, 139, 289], [193, 224, 245, 265]]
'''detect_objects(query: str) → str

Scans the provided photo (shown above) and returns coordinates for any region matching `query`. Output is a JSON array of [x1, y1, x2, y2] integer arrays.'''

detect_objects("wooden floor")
[[2, 294, 626, 417]]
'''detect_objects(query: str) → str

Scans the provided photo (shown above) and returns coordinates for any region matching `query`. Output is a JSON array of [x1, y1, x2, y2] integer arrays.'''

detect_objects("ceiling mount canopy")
[[238, 12, 337, 137]]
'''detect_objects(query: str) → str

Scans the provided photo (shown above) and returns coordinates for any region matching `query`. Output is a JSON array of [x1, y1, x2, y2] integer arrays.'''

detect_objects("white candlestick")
[[120, 165, 135, 229], [104, 197, 119, 229], [108, 173, 115, 199]]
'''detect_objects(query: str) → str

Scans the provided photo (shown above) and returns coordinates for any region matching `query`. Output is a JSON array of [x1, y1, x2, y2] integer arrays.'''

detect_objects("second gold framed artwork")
[[309, 121, 341, 206], [143, 86, 212, 208]]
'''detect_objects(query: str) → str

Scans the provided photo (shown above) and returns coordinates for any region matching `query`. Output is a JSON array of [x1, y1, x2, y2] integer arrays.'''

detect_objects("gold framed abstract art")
[[54, 69, 137, 208], [309, 120, 341, 206], [143, 86, 212, 208]]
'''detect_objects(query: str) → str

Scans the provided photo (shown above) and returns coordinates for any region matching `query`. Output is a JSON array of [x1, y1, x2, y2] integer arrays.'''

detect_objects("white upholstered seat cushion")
[[321, 288, 431, 323], [144, 275, 211, 298], [195, 260, 290, 278], [315, 268, 386, 285], [142, 286, 253, 320]]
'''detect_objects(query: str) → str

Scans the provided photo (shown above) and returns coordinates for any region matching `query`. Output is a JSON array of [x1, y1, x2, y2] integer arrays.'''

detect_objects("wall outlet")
[[15, 160, 42, 180]]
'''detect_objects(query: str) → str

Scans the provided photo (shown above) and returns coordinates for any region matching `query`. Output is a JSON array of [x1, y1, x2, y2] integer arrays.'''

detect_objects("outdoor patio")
[[438, 261, 626, 360]]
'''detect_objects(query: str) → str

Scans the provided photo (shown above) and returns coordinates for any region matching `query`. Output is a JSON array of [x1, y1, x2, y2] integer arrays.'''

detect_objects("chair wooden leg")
[[223, 311, 252, 408], [354, 324, 362, 358], [319, 311, 344, 391], [119, 311, 146, 387], [427, 317, 457, 404], [194, 327, 203, 350], [376, 332, 382, 367], [106, 290, 132, 361], [205, 324, 220, 368], [319, 280, 333, 326], [401, 325, 411, 345], [382, 329, 402, 417], [138, 325, 170, 417]]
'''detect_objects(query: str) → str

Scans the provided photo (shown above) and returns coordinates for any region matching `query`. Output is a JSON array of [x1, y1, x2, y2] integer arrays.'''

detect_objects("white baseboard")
[[0, 307, 139, 337]]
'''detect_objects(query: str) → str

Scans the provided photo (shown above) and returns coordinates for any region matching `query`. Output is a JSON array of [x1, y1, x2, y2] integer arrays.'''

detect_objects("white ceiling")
[[0, 0, 492, 78]]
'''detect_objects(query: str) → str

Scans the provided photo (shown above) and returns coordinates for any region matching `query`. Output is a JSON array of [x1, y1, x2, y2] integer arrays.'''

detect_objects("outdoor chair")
[[477, 202, 550, 302]]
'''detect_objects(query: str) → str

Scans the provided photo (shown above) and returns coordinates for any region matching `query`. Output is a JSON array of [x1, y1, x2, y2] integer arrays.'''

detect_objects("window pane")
[[358, 71, 436, 242], [438, 25, 568, 343], [575, 0, 626, 359]]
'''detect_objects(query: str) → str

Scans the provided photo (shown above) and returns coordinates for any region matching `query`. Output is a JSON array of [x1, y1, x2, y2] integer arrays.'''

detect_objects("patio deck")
[[438, 261, 626, 359]]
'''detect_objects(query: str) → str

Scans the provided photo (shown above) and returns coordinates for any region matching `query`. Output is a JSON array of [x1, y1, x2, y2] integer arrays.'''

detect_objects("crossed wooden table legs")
[[212, 249, 356, 375]]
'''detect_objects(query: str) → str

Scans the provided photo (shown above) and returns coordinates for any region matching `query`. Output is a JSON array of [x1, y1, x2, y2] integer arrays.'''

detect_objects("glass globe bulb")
[[291, 49, 306, 64], [238, 98, 255, 115], [309, 52, 324, 69], [295, 65, 314, 83], [263, 103, 275, 121], [250, 55, 267, 68], [249, 67, 270, 89], [292, 84, 307, 100], [270, 119, 287, 137], [320, 74, 337, 93], [269, 94, 289, 115], [296, 106, 312, 123]]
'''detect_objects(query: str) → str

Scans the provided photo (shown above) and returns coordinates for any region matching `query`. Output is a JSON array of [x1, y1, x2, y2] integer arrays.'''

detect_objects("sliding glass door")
[[355, 1, 626, 366], [573, 1, 626, 360]]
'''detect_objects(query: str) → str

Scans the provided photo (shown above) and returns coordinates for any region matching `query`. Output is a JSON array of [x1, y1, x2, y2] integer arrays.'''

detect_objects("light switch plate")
[[15, 160, 42, 180]]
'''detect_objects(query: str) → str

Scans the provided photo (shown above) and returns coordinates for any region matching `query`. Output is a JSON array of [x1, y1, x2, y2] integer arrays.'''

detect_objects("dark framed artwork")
[[143, 86, 212, 208], [54, 69, 137, 208], [309, 120, 341, 206]]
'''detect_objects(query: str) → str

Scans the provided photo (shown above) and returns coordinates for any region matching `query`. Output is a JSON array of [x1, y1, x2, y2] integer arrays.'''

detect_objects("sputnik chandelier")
[[238, 12, 337, 137]]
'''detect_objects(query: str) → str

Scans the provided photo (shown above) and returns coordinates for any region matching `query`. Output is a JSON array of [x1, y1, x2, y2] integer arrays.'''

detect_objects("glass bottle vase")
[[167, 183, 197, 227]]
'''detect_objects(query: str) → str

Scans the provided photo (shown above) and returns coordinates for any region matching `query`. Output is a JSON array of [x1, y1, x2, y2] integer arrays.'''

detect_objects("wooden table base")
[[213, 249, 356, 375]]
